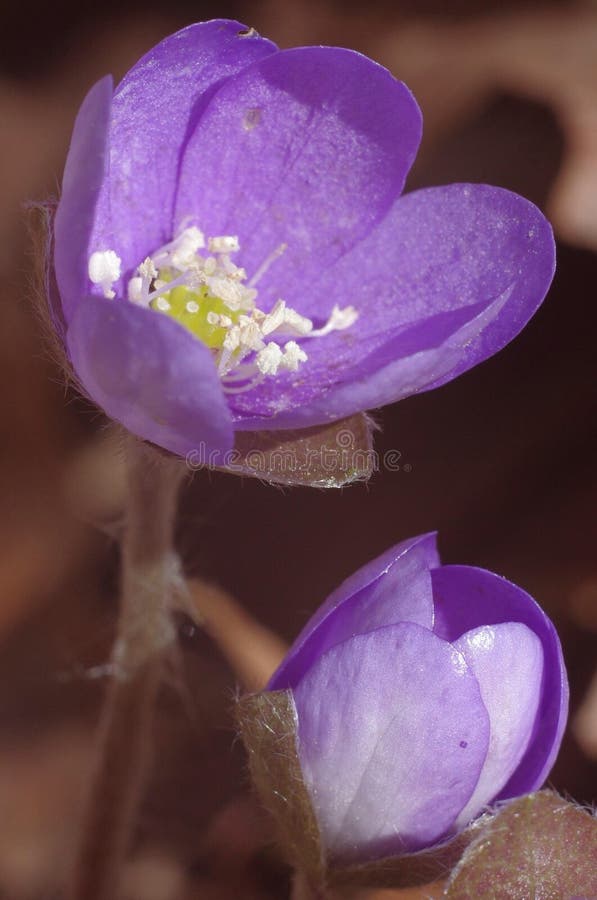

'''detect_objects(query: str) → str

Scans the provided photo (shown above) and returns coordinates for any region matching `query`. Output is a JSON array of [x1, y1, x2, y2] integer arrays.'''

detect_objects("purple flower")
[[55, 20, 556, 459], [268, 534, 568, 863]]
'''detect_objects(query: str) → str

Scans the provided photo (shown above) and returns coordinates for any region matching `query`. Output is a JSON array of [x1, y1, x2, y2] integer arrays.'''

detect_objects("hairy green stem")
[[68, 436, 185, 900]]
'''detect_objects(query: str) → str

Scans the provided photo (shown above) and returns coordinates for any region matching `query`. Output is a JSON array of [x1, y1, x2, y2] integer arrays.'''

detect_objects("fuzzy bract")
[[268, 534, 568, 863], [55, 20, 556, 458]]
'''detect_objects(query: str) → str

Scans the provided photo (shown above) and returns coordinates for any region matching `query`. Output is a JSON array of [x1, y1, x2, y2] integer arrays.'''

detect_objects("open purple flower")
[[55, 20, 556, 459], [268, 533, 568, 863]]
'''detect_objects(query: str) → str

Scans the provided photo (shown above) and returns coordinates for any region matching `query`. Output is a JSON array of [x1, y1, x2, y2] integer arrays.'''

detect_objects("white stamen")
[[249, 243, 287, 287], [238, 318, 265, 352], [203, 257, 217, 276], [281, 340, 308, 371], [186, 301, 200, 314], [88, 250, 121, 299], [138, 258, 158, 280], [208, 235, 240, 254], [205, 276, 247, 310], [147, 271, 192, 302], [151, 226, 205, 269], [223, 327, 241, 353], [261, 300, 313, 337], [170, 226, 205, 268], [256, 342, 283, 376], [206, 311, 219, 325], [281, 307, 313, 336], [127, 276, 144, 305], [310, 304, 359, 337], [261, 299, 286, 335], [155, 297, 171, 312], [222, 374, 265, 394]]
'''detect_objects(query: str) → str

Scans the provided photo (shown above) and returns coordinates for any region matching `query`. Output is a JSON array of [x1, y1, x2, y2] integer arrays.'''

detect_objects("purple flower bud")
[[53, 21, 556, 459], [269, 534, 568, 863]]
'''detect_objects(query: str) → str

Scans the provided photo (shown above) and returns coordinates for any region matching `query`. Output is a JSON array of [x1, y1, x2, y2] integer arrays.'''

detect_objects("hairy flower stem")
[[69, 436, 185, 900]]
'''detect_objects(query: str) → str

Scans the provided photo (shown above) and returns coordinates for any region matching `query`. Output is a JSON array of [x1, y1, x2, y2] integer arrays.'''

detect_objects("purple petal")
[[269, 533, 438, 690], [432, 565, 568, 799], [226, 184, 555, 428], [174, 46, 421, 302], [292, 623, 490, 861], [452, 623, 543, 826], [54, 76, 113, 322], [66, 296, 233, 456], [88, 21, 278, 288]]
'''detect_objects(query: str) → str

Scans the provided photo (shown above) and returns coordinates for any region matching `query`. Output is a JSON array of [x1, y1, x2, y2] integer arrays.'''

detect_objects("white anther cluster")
[[88, 250, 122, 299], [218, 297, 312, 382], [126, 226, 258, 317], [88, 225, 358, 393], [255, 340, 307, 375]]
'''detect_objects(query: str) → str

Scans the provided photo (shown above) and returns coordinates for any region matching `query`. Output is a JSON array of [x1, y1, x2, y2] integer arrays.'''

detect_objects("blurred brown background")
[[0, 0, 595, 897]]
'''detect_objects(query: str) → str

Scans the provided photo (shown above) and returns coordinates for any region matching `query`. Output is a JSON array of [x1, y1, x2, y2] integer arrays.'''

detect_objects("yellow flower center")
[[150, 276, 241, 349]]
